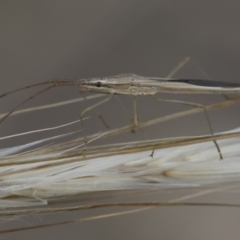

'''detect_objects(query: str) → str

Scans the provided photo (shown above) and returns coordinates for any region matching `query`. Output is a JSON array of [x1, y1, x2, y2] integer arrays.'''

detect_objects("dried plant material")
[[0, 117, 240, 210], [1, 79, 240, 234]]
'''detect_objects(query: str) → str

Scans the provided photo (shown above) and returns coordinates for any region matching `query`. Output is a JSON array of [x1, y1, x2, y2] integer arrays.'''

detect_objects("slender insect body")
[[1, 67, 240, 160], [1, 74, 240, 99], [79, 74, 240, 95], [75, 73, 239, 161], [1, 73, 240, 123]]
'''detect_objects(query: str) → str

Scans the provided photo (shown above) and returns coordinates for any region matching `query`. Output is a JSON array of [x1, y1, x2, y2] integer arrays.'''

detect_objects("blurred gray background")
[[1, 0, 240, 239]]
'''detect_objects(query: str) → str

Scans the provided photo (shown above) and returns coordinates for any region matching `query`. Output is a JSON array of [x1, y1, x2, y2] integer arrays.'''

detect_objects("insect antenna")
[[0, 80, 56, 99], [0, 79, 83, 125]]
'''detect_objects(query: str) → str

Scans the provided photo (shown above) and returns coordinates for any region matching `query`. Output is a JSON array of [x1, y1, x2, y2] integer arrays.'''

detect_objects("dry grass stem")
[[0, 94, 240, 233]]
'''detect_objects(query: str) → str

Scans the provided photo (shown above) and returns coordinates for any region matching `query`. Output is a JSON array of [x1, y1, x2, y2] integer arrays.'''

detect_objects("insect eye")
[[95, 81, 102, 87]]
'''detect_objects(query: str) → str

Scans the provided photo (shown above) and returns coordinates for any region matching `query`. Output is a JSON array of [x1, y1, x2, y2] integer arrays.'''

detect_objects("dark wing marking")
[[170, 79, 240, 88]]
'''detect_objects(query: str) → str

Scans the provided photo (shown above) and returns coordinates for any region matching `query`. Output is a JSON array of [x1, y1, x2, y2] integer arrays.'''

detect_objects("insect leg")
[[131, 96, 152, 142], [80, 95, 113, 143], [0, 81, 55, 99], [149, 56, 192, 157], [153, 96, 223, 160], [79, 89, 110, 129], [133, 96, 139, 127], [95, 110, 110, 129]]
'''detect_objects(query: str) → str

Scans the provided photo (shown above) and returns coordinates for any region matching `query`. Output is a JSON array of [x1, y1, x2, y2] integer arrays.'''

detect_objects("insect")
[[1, 73, 240, 159]]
